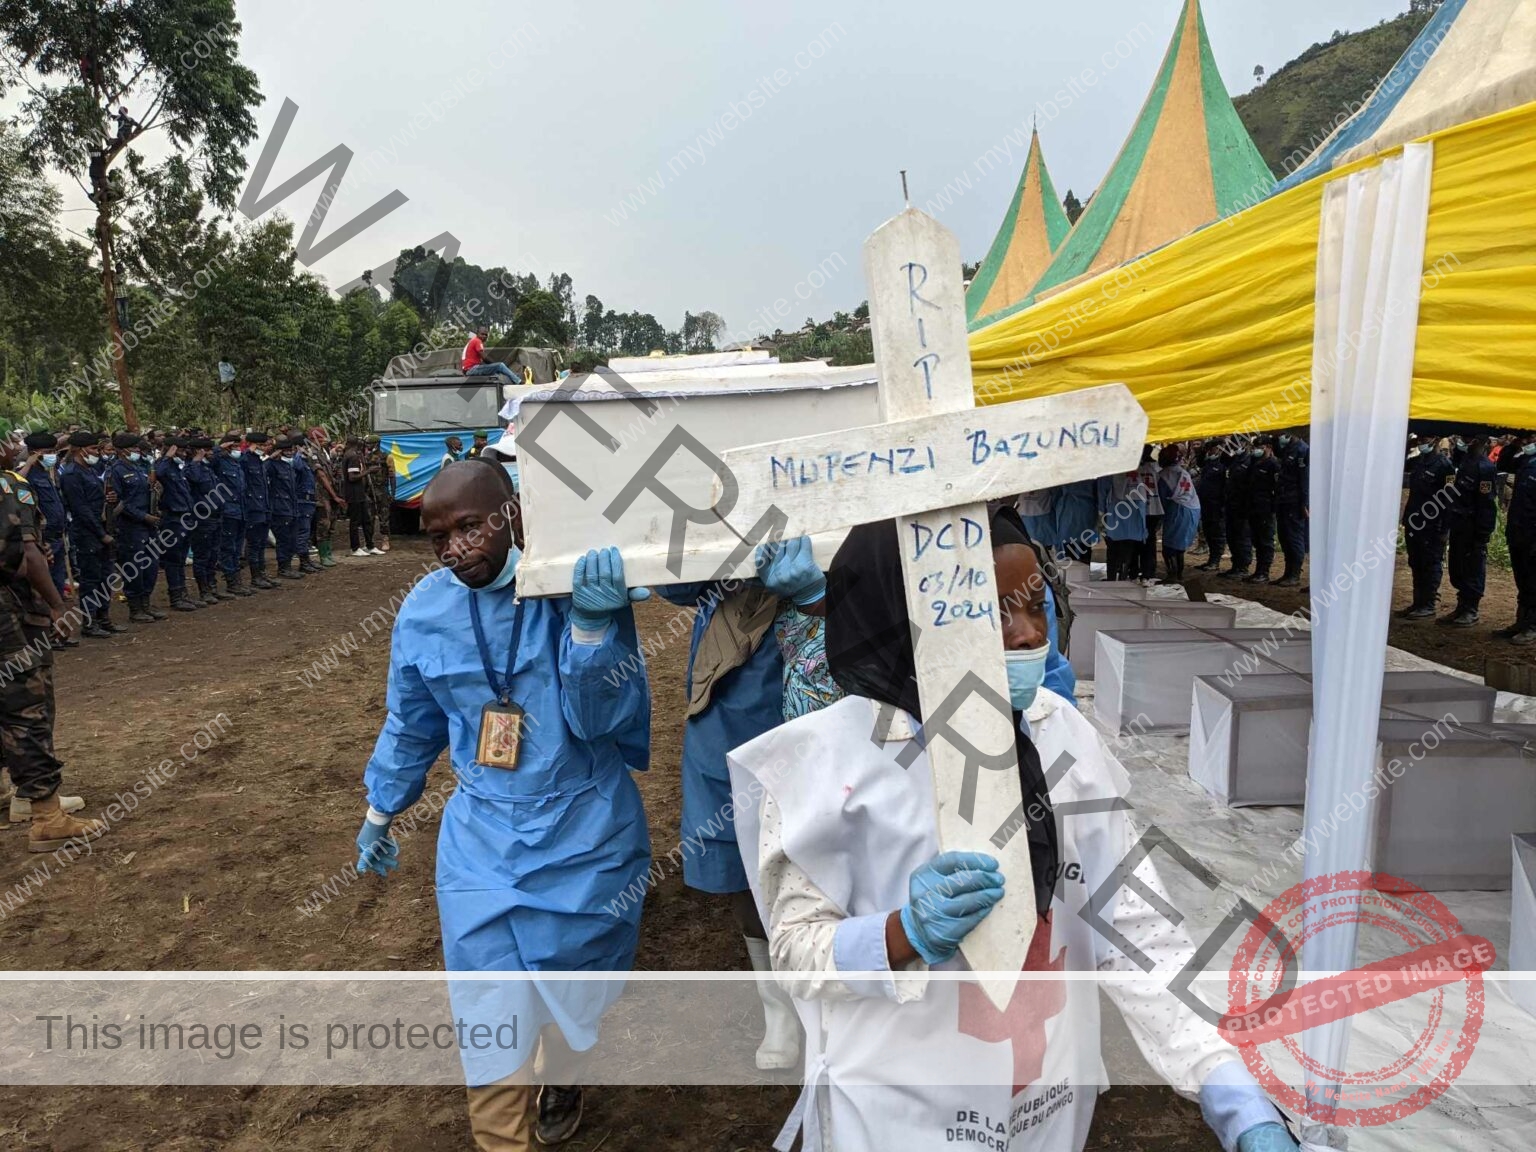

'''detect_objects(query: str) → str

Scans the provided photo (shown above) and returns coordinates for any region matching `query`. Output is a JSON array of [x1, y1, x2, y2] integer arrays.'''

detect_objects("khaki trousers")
[[465, 1025, 586, 1152]]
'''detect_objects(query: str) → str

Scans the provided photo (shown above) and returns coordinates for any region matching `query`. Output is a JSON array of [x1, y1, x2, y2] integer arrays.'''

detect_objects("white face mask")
[[453, 543, 521, 591], [42, 454, 57, 468], [1004, 645, 1050, 711], [84, 454, 100, 466]]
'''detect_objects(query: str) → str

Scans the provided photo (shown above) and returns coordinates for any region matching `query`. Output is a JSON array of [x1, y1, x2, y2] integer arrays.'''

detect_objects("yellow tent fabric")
[[968, 99, 1536, 437]]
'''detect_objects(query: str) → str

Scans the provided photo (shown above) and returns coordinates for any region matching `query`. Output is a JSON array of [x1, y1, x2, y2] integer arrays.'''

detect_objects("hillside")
[[1235, 6, 1438, 179]]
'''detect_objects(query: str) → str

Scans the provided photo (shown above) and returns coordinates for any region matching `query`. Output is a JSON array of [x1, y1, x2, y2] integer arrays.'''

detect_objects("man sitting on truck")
[[462, 327, 519, 382]]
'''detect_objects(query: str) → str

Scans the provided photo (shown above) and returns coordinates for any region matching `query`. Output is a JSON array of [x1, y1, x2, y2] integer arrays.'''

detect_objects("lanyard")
[[468, 591, 525, 705]]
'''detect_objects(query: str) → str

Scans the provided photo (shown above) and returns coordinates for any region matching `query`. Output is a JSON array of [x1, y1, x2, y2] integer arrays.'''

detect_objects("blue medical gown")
[[1043, 584, 1077, 705], [364, 569, 652, 1081], [1054, 480, 1100, 548], [661, 583, 784, 894]]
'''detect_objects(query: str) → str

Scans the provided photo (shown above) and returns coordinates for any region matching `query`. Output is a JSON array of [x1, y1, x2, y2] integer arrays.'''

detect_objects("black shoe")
[[145, 605, 168, 621], [1446, 609, 1478, 629], [105, 620, 130, 634], [1394, 604, 1419, 619], [61, 634, 81, 647], [298, 561, 322, 574], [536, 1086, 583, 1146], [1512, 629, 1536, 646], [279, 569, 303, 580], [129, 608, 156, 624], [1220, 568, 1249, 580], [82, 624, 113, 640], [1243, 573, 1270, 585], [252, 575, 280, 590], [1406, 605, 1436, 620], [169, 595, 200, 612], [1274, 575, 1301, 588], [1493, 621, 1526, 639]]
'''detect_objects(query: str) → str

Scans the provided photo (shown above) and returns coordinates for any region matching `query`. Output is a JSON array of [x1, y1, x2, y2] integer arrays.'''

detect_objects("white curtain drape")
[[1303, 143, 1435, 1138]]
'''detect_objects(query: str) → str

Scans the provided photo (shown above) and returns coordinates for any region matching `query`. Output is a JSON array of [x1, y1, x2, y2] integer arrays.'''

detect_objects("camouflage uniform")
[[0, 473, 63, 801], [366, 446, 395, 550]]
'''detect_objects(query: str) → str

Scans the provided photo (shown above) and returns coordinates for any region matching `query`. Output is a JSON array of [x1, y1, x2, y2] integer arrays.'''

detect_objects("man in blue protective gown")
[[356, 459, 651, 1152]]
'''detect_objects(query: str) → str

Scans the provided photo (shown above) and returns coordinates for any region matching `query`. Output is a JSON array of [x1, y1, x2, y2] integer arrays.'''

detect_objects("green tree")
[[510, 289, 573, 348], [1062, 190, 1084, 224], [0, 0, 261, 428]]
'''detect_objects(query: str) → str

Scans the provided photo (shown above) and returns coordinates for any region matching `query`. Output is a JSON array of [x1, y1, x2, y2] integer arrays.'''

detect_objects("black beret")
[[112, 432, 142, 449], [247, 432, 272, 445], [273, 436, 291, 449], [68, 431, 98, 449], [24, 431, 58, 451], [189, 437, 215, 451], [220, 433, 242, 444]]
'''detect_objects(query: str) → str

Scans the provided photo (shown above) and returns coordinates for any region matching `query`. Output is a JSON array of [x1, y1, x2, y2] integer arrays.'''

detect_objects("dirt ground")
[[0, 537, 1522, 1150]]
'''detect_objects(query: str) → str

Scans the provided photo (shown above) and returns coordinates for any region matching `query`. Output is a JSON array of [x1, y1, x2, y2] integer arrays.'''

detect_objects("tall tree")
[[0, 0, 261, 429], [1062, 189, 1084, 225]]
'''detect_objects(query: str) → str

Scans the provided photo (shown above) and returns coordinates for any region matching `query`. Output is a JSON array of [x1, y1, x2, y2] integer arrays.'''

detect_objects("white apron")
[[729, 689, 1145, 1152]]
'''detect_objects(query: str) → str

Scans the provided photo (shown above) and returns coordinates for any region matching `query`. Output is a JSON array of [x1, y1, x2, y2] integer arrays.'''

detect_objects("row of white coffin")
[[1070, 608, 1533, 893]]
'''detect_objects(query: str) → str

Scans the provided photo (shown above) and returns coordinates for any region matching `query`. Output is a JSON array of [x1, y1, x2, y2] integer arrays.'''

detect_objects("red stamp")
[[1219, 870, 1491, 1127]]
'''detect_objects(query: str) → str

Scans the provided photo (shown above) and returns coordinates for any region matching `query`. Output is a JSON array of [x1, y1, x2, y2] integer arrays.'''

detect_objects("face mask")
[[84, 454, 100, 466], [229, 448, 242, 458], [127, 451, 142, 462], [1419, 443, 1433, 455], [1004, 645, 1050, 712], [1519, 443, 1536, 458], [42, 454, 57, 468], [454, 543, 521, 591], [1252, 448, 1265, 458]]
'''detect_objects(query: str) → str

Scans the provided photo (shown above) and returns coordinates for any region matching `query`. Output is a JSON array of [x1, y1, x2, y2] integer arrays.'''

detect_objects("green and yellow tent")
[[965, 129, 1072, 324], [973, 0, 1272, 328]]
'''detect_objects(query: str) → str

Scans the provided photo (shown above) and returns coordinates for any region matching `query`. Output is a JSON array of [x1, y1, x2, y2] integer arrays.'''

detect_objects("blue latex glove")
[[356, 816, 399, 878], [898, 851, 1006, 966], [570, 546, 649, 631], [755, 535, 827, 607], [1236, 1124, 1299, 1152]]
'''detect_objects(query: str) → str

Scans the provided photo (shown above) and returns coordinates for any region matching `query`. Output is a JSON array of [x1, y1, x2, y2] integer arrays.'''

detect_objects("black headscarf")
[[824, 514, 1060, 916]]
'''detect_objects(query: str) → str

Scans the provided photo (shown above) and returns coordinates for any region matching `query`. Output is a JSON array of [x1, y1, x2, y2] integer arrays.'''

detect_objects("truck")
[[368, 345, 559, 515]]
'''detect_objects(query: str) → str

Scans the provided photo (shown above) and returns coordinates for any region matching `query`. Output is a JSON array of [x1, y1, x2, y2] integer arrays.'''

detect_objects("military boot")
[[226, 571, 254, 598], [29, 794, 108, 853], [128, 598, 157, 624]]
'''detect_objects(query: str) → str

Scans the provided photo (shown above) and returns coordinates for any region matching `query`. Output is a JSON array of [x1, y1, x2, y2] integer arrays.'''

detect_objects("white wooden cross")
[[714, 208, 1146, 1006]]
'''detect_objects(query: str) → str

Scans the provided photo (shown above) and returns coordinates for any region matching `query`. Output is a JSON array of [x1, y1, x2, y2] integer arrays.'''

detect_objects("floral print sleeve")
[[774, 605, 845, 721]]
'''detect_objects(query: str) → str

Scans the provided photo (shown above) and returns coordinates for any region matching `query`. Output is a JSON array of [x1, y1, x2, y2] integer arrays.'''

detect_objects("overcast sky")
[[78, 0, 1414, 336]]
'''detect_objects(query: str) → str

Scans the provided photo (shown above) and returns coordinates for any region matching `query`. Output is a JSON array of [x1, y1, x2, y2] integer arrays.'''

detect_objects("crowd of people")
[[9, 425, 409, 639], [0, 425, 410, 854], [1017, 428, 1536, 643]]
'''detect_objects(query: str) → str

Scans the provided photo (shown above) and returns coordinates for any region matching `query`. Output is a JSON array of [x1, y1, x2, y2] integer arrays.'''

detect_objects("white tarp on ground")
[[1075, 591, 1536, 1149]]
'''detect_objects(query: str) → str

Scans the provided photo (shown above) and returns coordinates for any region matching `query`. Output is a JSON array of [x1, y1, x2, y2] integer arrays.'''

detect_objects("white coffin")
[[1066, 580, 1159, 601], [1068, 601, 1238, 679], [512, 371, 879, 595], [1512, 834, 1536, 1018], [1093, 629, 1314, 736], [1371, 722, 1536, 891], [1188, 672, 1498, 807]]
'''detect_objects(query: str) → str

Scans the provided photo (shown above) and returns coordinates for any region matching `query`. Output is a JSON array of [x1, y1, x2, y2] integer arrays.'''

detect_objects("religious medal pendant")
[[476, 699, 526, 770]]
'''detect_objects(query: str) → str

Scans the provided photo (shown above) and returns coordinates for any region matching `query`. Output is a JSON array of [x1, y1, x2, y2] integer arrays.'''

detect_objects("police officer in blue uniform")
[[1441, 436, 1499, 627], [1221, 445, 1254, 579], [109, 432, 165, 624], [1196, 442, 1228, 572], [18, 432, 68, 599], [184, 437, 230, 605], [241, 432, 278, 590], [60, 431, 123, 638], [154, 437, 200, 612], [1398, 438, 1456, 619], [1244, 437, 1282, 585], [1273, 432, 1309, 587], [265, 436, 301, 580], [292, 439, 322, 574], [1496, 434, 1536, 644], [213, 433, 251, 597]]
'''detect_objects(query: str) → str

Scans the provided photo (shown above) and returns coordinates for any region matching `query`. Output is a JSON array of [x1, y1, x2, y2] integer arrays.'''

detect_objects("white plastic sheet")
[[1513, 835, 1536, 1019], [1303, 143, 1435, 1123]]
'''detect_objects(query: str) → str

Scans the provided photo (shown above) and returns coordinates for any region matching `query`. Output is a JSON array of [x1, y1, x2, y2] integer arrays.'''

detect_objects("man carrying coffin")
[[355, 459, 653, 1150]]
